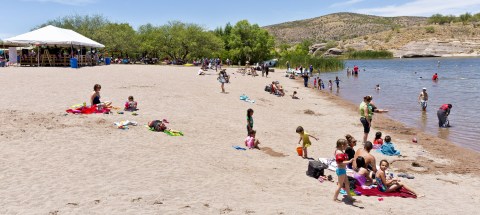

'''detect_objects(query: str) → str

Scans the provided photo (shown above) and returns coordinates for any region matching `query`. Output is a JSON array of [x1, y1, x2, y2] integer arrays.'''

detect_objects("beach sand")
[[0, 65, 478, 214]]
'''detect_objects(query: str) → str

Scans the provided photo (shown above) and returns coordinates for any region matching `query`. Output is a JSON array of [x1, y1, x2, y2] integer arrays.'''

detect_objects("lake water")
[[314, 58, 480, 151]]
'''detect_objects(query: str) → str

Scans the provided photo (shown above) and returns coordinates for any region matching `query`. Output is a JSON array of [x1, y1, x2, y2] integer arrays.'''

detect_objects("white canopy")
[[3, 25, 104, 48]]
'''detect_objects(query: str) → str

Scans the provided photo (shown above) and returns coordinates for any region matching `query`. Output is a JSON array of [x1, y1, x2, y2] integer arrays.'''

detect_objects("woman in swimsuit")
[[90, 84, 112, 108]]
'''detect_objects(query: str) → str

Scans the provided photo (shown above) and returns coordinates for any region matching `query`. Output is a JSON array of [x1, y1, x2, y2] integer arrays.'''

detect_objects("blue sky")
[[2, 0, 480, 39]]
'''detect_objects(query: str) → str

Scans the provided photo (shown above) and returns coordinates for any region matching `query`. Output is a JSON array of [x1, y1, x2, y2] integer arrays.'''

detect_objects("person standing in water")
[[418, 87, 429, 111], [432, 73, 438, 81], [437, 104, 452, 128]]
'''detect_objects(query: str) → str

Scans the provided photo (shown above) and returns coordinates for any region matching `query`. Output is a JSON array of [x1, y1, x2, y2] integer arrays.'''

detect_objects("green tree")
[[156, 21, 223, 61], [459, 12, 472, 25], [95, 23, 138, 56], [228, 20, 275, 64]]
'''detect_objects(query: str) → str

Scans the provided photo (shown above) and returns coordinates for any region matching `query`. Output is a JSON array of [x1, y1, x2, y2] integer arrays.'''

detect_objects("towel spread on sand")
[[378, 142, 401, 156], [240, 94, 255, 103], [66, 105, 110, 114], [114, 120, 138, 129], [318, 158, 355, 174], [354, 183, 416, 198], [146, 125, 183, 136]]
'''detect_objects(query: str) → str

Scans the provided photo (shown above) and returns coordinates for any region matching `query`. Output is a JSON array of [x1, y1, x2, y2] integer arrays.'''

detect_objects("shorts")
[[336, 168, 347, 176], [360, 117, 370, 133]]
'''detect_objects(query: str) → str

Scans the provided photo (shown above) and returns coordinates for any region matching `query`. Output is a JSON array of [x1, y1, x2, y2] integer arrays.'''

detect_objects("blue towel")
[[379, 142, 401, 156], [232, 146, 247, 151]]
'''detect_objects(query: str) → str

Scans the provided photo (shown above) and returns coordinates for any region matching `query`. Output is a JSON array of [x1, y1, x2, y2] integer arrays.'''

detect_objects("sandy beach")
[[0, 65, 479, 214]]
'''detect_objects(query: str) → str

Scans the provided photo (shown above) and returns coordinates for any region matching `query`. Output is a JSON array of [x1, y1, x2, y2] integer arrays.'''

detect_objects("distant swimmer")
[[418, 77, 423, 79], [418, 87, 428, 111], [437, 60, 441, 68], [375, 84, 381, 90], [432, 73, 438, 81]]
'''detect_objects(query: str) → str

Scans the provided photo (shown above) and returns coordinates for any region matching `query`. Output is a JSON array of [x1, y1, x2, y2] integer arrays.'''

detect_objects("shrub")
[[345, 50, 393, 59], [425, 26, 435, 33]]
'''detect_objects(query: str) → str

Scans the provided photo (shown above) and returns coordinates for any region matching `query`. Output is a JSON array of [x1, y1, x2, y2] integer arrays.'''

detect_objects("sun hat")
[[423, 87, 427, 90]]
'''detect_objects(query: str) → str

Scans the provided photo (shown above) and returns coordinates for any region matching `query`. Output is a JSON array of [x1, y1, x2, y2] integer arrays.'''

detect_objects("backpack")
[[306, 160, 328, 179], [264, 85, 271, 92]]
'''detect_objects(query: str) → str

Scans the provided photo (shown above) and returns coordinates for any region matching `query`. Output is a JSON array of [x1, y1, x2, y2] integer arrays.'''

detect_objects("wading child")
[[328, 80, 333, 90], [313, 77, 317, 89], [124, 96, 138, 111], [296, 126, 318, 159], [333, 139, 356, 202]]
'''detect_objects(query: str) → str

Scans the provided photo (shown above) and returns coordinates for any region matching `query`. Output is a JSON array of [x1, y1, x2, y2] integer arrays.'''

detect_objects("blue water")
[[314, 58, 480, 151]]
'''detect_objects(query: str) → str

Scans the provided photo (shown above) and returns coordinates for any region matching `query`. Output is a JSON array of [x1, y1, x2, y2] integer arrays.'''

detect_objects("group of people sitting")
[[265, 81, 285, 96], [333, 134, 419, 202]]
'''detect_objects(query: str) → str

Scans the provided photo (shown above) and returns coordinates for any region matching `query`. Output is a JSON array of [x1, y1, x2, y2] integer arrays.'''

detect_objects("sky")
[[2, 0, 480, 39]]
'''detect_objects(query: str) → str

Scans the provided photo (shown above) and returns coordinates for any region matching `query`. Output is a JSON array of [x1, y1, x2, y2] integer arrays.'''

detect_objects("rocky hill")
[[265, 12, 480, 58], [264, 12, 427, 44], [340, 24, 480, 57]]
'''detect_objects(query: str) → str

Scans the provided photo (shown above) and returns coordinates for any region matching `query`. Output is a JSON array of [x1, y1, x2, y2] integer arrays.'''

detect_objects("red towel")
[[355, 185, 417, 198], [66, 105, 110, 114]]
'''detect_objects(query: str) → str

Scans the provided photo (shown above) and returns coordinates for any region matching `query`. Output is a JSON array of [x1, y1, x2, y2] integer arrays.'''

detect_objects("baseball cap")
[[422, 87, 427, 90]]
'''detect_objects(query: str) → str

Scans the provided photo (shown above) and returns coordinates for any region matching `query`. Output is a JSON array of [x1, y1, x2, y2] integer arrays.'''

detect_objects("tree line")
[[37, 15, 274, 65], [428, 13, 480, 25]]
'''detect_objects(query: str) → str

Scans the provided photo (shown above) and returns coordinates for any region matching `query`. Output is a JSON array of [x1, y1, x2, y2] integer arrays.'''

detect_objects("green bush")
[[345, 50, 393, 59], [425, 26, 435, 33]]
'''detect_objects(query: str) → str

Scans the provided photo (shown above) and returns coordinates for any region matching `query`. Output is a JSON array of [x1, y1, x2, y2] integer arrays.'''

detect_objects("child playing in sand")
[[296, 126, 318, 159], [328, 80, 333, 90], [375, 160, 420, 196], [148, 119, 169, 132], [245, 130, 260, 149], [333, 139, 356, 202], [291, 91, 299, 99], [373, 131, 384, 147], [124, 96, 138, 111]]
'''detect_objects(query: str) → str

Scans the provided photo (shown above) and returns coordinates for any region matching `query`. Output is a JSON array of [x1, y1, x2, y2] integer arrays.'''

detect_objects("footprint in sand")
[[66, 202, 78, 206], [131, 197, 142, 202]]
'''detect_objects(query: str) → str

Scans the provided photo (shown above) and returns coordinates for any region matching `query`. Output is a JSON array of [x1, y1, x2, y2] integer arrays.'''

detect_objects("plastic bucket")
[[70, 58, 78, 68], [105, 57, 111, 65], [296, 146, 303, 156]]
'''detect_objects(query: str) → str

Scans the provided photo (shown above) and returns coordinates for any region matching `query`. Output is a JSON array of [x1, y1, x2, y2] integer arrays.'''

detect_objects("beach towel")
[[378, 142, 401, 156], [114, 120, 138, 129], [355, 184, 416, 198], [66, 105, 110, 114], [240, 94, 255, 103], [146, 125, 183, 136], [318, 158, 355, 174], [164, 130, 184, 136]]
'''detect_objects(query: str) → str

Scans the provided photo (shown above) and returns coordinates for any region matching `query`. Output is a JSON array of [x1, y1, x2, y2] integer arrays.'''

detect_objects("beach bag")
[[306, 161, 327, 179], [265, 85, 271, 92]]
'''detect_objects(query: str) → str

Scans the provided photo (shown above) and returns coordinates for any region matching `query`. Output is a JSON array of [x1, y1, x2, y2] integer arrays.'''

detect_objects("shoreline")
[[293, 75, 480, 175]]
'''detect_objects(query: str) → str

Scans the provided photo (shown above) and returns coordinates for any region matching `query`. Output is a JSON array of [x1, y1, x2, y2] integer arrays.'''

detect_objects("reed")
[[345, 50, 393, 59], [278, 54, 344, 72]]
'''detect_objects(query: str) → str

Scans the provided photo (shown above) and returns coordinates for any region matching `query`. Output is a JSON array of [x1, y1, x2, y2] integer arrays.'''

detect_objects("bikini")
[[335, 150, 349, 176]]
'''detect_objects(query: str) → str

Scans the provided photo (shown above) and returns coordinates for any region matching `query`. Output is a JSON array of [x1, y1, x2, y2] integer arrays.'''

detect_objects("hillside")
[[338, 23, 480, 57], [264, 12, 428, 44]]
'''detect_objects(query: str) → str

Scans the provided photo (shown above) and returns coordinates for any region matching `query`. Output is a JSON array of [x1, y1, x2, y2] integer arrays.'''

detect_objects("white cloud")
[[22, 0, 95, 6], [356, 0, 480, 17], [331, 0, 364, 8]]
